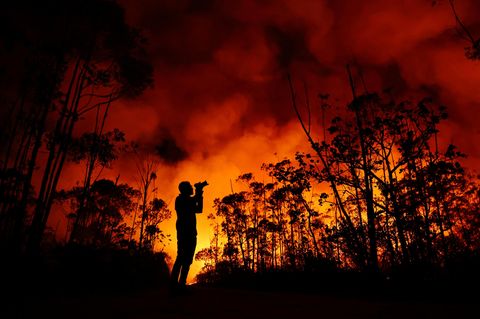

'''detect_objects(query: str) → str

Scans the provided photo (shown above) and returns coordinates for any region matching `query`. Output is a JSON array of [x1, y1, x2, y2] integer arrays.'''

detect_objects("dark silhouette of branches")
[[0, 0, 153, 254], [56, 179, 139, 247], [197, 77, 480, 285], [449, 0, 480, 59]]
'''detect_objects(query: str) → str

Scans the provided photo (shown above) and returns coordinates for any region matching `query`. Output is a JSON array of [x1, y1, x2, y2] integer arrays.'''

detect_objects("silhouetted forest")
[[0, 0, 173, 295], [194, 86, 480, 295], [1, 1, 479, 315], [192, 4, 480, 293]]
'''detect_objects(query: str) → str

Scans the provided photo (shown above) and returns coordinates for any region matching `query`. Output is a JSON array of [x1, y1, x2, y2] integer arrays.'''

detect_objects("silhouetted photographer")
[[170, 180, 208, 292]]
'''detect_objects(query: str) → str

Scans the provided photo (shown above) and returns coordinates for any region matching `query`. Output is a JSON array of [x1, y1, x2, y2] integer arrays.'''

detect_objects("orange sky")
[[46, 0, 480, 282]]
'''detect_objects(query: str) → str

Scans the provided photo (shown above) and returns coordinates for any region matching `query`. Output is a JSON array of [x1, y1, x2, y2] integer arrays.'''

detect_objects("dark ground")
[[2, 285, 476, 319], [2, 249, 478, 319]]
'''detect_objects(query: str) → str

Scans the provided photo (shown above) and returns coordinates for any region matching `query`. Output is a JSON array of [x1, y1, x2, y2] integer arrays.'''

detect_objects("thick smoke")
[[155, 131, 189, 165]]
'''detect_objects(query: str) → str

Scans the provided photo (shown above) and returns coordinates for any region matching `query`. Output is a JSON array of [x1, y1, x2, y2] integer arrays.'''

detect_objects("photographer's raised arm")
[[193, 190, 203, 214], [193, 181, 208, 214]]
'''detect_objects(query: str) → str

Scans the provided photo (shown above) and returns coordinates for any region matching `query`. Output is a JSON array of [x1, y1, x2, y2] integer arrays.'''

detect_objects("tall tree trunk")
[[347, 66, 378, 272], [288, 74, 368, 269], [13, 97, 51, 253], [27, 59, 85, 253], [69, 100, 111, 244]]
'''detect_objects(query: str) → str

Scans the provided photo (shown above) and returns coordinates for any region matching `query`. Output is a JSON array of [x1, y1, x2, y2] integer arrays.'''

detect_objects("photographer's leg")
[[170, 258, 182, 285], [179, 236, 196, 287], [179, 264, 190, 286], [170, 238, 184, 289]]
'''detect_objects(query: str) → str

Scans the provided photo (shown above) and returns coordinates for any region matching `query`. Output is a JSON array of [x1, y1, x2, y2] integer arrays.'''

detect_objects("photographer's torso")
[[175, 194, 199, 238]]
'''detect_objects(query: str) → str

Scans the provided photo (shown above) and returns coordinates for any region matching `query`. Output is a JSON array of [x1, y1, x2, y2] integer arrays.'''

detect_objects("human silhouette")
[[170, 180, 207, 292]]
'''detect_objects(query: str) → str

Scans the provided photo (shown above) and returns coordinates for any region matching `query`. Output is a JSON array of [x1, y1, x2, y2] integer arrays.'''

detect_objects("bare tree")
[[134, 156, 159, 251]]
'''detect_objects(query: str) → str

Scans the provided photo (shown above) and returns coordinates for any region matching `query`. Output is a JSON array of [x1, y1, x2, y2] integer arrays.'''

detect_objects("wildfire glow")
[[35, 0, 480, 282]]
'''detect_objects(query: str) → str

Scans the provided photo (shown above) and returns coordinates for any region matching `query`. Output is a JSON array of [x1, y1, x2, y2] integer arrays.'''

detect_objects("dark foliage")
[[196, 252, 480, 302], [0, 0, 153, 254], [196, 86, 480, 298], [2, 245, 170, 297]]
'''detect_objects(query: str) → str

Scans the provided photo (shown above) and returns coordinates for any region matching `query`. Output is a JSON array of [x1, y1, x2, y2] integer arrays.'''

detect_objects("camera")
[[194, 180, 209, 190]]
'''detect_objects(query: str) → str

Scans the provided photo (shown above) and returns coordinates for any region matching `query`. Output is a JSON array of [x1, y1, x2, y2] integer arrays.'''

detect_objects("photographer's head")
[[178, 181, 193, 195]]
